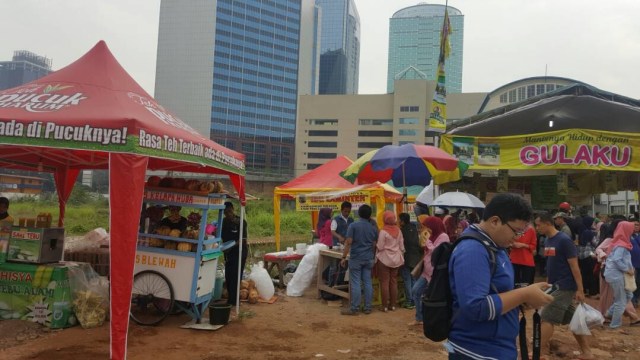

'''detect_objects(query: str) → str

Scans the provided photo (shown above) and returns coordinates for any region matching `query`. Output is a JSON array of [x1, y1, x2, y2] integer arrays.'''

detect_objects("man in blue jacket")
[[447, 193, 553, 359]]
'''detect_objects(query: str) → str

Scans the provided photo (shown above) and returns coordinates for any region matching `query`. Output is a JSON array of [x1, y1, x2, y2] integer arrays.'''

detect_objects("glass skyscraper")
[[156, 0, 317, 178], [211, 0, 302, 175], [316, 0, 360, 94], [387, 3, 463, 94]]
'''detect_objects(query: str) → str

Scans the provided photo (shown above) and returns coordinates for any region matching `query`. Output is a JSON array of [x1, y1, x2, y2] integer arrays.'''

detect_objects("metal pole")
[[402, 163, 407, 212], [625, 190, 629, 217], [236, 206, 245, 315]]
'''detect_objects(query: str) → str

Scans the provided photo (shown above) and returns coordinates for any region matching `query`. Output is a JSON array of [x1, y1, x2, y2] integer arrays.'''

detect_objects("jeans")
[[399, 265, 416, 306], [411, 276, 428, 322], [349, 258, 375, 312], [606, 276, 632, 328]]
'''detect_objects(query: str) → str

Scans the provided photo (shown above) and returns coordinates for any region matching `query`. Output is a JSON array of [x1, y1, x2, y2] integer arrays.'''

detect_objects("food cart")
[[130, 187, 233, 326]]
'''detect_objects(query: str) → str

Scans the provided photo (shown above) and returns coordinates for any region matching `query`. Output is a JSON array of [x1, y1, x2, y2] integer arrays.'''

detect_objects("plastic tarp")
[[0, 41, 246, 359]]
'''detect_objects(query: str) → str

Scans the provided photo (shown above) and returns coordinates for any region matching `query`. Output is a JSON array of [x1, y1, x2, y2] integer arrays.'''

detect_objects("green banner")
[[0, 262, 75, 328]]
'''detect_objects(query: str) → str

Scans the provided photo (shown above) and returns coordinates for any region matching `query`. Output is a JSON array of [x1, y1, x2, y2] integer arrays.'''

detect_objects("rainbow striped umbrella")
[[340, 144, 468, 186]]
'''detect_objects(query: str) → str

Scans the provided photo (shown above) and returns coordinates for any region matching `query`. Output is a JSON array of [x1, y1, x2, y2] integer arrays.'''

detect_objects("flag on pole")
[[427, 7, 452, 133]]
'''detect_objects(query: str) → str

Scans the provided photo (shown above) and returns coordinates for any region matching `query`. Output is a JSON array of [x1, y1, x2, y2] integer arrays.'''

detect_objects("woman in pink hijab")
[[316, 208, 333, 247], [375, 210, 405, 312], [603, 221, 639, 328], [409, 216, 449, 325], [596, 220, 640, 322]]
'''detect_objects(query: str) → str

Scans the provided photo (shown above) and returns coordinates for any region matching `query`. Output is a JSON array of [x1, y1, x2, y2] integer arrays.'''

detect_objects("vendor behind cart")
[[159, 205, 188, 232], [0, 197, 13, 223], [222, 201, 248, 306]]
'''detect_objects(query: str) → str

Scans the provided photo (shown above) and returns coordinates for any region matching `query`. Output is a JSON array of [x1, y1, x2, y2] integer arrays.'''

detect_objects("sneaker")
[[363, 309, 372, 315], [390, 306, 396, 311], [403, 303, 416, 309], [341, 308, 358, 316]]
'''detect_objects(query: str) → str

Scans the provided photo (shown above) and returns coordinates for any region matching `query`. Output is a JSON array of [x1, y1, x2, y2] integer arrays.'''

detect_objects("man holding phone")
[[535, 212, 593, 359]]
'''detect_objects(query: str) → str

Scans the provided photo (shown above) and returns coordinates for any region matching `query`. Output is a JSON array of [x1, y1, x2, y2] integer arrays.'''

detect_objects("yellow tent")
[[273, 156, 403, 250]]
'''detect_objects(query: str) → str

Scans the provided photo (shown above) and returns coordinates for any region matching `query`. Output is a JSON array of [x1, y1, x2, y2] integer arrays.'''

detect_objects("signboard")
[[531, 177, 561, 210], [295, 191, 370, 211], [556, 170, 569, 196], [441, 129, 638, 171], [497, 170, 509, 193], [0, 262, 75, 328], [144, 190, 223, 206], [135, 250, 197, 302]]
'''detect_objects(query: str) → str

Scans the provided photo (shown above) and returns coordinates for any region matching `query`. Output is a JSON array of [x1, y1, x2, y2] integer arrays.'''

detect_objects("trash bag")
[[286, 243, 327, 297], [570, 303, 603, 335]]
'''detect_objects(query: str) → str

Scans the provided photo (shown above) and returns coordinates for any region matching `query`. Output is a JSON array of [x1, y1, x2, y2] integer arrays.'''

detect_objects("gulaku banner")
[[296, 191, 370, 212], [440, 129, 639, 171]]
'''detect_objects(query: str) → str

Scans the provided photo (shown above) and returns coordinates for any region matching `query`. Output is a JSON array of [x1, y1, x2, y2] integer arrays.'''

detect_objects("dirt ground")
[[2, 284, 640, 360]]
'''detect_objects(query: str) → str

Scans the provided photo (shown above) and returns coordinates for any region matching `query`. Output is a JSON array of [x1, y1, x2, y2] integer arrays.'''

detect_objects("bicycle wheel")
[[130, 270, 174, 326]]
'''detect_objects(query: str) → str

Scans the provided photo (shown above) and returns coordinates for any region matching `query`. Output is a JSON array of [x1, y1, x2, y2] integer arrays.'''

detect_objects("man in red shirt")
[[509, 224, 537, 287]]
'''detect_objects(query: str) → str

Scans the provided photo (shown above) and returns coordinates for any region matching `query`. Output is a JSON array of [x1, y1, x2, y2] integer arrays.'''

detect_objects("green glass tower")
[[387, 3, 463, 93]]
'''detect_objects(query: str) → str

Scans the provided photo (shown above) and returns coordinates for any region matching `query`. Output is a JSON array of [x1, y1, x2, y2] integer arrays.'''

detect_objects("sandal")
[[630, 319, 640, 326]]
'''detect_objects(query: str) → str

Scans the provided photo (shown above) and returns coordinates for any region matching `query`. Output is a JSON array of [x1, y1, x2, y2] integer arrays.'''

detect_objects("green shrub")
[[7, 192, 312, 239]]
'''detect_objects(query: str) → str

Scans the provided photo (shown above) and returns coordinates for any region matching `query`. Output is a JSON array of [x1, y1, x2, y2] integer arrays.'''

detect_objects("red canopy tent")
[[0, 41, 246, 359]]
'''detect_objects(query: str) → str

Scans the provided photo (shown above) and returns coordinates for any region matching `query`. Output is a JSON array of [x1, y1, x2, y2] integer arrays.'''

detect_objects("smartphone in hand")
[[544, 284, 559, 295]]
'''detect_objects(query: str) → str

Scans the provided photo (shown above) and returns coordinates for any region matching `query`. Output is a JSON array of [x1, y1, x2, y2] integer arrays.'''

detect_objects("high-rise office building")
[[316, 0, 360, 94], [155, 0, 318, 178], [0, 50, 52, 90], [387, 3, 463, 94]]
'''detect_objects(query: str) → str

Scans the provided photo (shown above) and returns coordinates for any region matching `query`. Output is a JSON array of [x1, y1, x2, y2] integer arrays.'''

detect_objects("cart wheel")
[[130, 270, 174, 326]]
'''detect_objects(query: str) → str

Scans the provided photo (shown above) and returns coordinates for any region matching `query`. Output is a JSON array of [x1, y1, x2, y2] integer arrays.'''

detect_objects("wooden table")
[[263, 251, 304, 288], [317, 248, 350, 301]]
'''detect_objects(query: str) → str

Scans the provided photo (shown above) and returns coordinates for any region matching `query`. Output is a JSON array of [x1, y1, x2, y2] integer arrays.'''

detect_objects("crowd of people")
[[321, 195, 640, 359]]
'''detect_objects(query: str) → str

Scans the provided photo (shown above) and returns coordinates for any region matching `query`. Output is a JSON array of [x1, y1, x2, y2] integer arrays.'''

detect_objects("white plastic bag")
[[249, 261, 275, 300], [624, 273, 637, 292], [570, 303, 603, 335], [286, 243, 327, 297]]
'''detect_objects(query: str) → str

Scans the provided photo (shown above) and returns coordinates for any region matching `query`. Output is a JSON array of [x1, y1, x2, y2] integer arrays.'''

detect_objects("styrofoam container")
[[295, 243, 307, 255]]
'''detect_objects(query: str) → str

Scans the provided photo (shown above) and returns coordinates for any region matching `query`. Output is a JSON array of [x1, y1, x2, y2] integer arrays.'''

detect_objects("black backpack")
[[320, 262, 347, 301], [422, 233, 497, 342]]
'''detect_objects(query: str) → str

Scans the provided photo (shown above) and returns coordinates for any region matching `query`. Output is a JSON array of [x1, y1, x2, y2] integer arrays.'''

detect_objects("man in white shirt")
[[331, 201, 353, 248]]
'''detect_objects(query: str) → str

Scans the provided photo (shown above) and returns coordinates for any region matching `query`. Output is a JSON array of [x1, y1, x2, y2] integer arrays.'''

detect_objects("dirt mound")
[[0, 320, 51, 349]]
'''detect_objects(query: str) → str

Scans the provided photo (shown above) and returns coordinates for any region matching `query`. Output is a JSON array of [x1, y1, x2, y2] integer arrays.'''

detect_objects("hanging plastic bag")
[[569, 303, 603, 335], [582, 302, 604, 328]]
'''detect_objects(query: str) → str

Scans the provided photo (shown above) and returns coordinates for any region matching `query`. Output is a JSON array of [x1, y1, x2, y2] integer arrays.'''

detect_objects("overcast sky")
[[2, 0, 639, 98]]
